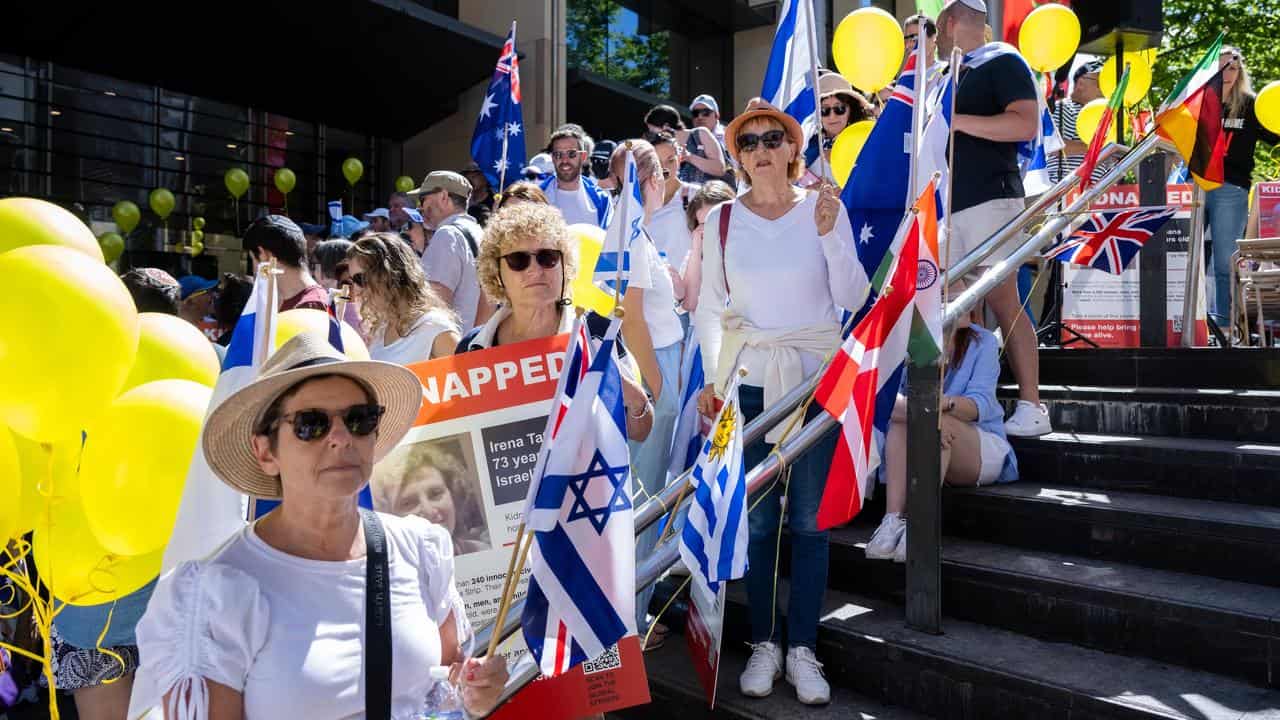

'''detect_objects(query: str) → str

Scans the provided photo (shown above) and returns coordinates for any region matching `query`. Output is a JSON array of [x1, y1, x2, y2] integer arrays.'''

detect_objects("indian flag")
[[1155, 33, 1227, 191], [907, 179, 942, 367]]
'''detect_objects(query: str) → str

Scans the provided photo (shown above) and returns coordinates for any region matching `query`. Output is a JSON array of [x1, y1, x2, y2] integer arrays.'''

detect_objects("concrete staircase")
[[623, 348, 1280, 720]]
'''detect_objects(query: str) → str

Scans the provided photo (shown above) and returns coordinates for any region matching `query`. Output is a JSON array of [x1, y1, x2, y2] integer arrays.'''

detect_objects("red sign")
[[1257, 181, 1280, 237], [491, 637, 650, 720], [410, 334, 568, 425], [684, 579, 724, 708]]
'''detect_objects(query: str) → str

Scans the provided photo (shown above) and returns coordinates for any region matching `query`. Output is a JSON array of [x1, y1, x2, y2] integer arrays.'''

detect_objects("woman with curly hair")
[[374, 441, 491, 556], [346, 232, 459, 364]]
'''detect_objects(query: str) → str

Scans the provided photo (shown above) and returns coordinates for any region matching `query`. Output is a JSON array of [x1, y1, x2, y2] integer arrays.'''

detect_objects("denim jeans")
[[631, 340, 684, 630], [740, 384, 838, 650], [1204, 183, 1249, 326]]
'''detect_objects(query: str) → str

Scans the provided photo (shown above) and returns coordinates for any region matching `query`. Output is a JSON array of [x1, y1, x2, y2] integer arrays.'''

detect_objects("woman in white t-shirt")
[[133, 331, 507, 719], [642, 132, 701, 308], [347, 232, 460, 365]]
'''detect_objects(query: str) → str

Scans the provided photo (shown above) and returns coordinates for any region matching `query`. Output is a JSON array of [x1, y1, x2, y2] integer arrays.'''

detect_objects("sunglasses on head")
[[735, 129, 786, 153], [551, 150, 580, 161], [692, 107, 715, 118], [501, 249, 562, 271], [821, 104, 848, 117], [271, 403, 385, 442]]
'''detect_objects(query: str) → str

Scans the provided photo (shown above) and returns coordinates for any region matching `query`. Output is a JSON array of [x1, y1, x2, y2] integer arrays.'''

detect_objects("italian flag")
[[1077, 65, 1130, 190], [1155, 33, 1227, 191]]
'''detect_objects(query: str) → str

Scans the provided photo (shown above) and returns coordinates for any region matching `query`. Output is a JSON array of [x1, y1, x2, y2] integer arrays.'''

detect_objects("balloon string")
[[93, 601, 126, 685], [0, 547, 60, 720]]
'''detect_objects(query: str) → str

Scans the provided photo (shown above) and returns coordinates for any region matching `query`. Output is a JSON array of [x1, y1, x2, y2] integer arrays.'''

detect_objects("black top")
[[1222, 95, 1280, 190], [455, 310, 629, 358], [952, 54, 1038, 213]]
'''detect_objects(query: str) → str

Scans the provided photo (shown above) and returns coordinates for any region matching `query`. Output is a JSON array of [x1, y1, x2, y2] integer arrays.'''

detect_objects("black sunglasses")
[[501, 249, 562, 271], [692, 107, 715, 118], [350, 272, 367, 288], [904, 33, 919, 42], [272, 403, 385, 442], [735, 129, 786, 153], [821, 104, 848, 117]]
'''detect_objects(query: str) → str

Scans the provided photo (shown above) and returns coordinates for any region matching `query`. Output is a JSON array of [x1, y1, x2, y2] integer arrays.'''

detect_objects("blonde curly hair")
[[347, 232, 458, 338], [477, 202, 579, 306]]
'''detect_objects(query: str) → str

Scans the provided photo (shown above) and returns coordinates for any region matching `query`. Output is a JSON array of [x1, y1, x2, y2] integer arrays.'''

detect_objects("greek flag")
[[594, 150, 642, 296], [760, 0, 820, 142], [522, 317, 636, 676], [666, 326, 706, 481], [679, 371, 748, 592]]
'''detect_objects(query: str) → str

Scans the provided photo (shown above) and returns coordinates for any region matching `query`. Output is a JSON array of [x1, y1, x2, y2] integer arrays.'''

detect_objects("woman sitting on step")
[[866, 293, 1019, 562]]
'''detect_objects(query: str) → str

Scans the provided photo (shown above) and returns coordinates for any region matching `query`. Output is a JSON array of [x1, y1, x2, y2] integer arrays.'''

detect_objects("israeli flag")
[[595, 150, 643, 296], [761, 0, 820, 142], [522, 317, 637, 677], [679, 371, 748, 592], [666, 326, 706, 482]]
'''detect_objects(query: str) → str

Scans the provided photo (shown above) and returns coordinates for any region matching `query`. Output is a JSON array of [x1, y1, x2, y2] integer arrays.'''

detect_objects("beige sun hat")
[[203, 331, 424, 499], [818, 71, 857, 100]]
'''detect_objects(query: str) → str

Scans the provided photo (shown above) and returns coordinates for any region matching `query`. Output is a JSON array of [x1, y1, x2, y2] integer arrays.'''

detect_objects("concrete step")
[[944, 483, 1280, 588], [612, 638, 930, 720], [1007, 431, 1280, 507], [817, 525, 1280, 686], [998, 385, 1280, 445], [1018, 347, 1280, 389]]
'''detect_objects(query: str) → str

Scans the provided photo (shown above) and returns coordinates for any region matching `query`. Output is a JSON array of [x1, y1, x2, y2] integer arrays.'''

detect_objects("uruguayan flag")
[[679, 371, 748, 592], [595, 151, 642, 296], [666, 326, 706, 482], [522, 317, 636, 677], [160, 264, 278, 572], [760, 0, 820, 142]]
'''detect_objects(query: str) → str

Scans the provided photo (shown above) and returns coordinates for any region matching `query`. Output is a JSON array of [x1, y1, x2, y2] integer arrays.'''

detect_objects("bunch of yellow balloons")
[[0, 198, 222, 606]]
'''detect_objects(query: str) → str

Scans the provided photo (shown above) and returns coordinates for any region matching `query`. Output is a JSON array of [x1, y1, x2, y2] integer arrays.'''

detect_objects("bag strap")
[[453, 220, 480, 260], [718, 201, 734, 296], [362, 508, 392, 720]]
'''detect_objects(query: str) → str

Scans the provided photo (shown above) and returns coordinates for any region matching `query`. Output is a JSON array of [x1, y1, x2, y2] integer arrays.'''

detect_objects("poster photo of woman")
[[372, 433, 492, 556]]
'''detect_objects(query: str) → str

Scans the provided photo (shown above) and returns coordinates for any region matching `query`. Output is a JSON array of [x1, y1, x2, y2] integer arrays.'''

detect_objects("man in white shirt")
[[409, 171, 484, 332], [539, 126, 612, 228]]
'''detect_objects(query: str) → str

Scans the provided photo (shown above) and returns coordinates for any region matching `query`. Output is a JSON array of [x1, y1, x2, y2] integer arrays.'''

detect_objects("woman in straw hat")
[[803, 71, 874, 185], [132, 331, 507, 719], [694, 98, 869, 707]]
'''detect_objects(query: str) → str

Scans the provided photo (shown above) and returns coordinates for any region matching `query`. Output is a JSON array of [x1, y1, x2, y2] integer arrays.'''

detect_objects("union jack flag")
[[1043, 207, 1177, 274], [471, 21, 526, 191]]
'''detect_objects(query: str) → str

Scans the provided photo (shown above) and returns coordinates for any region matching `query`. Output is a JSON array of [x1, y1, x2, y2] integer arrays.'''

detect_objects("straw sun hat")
[[723, 97, 806, 163], [203, 331, 424, 499]]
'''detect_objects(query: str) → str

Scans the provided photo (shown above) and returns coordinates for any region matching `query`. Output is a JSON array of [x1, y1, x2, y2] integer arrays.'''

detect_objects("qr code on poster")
[[582, 643, 621, 674]]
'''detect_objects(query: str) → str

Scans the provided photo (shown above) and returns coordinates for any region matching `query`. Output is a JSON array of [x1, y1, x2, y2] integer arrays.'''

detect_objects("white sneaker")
[[739, 641, 783, 698], [1005, 400, 1052, 437], [865, 513, 905, 560], [893, 526, 907, 564], [785, 646, 831, 705]]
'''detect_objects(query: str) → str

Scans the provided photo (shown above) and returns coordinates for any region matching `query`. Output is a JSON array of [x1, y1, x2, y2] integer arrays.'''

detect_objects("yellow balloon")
[[0, 428, 21, 542], [568, 223, 617, 317], [1256, 81, 1280, 136], [13, 430, 83, 537], [0, 246, 139, 442], [832, 8, 904, 93], [1018, 4, 1080, 72], [123, 313, 220, 392], [829, 121, 875, 186], [32, 495, 162, 605], [80, 380, 211, 556], [1099, 52, 1153, 107], [1075, 98, 1109, 144], [0, 198, 104, 261], [275, 308, 371, 360]]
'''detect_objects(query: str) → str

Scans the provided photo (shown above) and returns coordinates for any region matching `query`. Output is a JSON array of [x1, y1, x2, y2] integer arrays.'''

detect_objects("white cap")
[[523, 152, 554, 176], [689, 94, 720, 114], [944, 0, 987, 12]]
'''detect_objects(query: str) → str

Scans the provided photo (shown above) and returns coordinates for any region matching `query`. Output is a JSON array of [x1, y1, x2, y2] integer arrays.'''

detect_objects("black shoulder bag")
[[361, 508, 393, 719]]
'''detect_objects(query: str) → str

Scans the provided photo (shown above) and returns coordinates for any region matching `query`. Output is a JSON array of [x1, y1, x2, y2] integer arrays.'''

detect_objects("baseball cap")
[[523, 152, 554, 177], [333, 215, 371, 238], [178, 275, 219, 300], [297, 221, 328, 237], [1073, 59, 1105, 82], [407, 171, 473, 198], [689, 94, 720, 115], [362, 208, 391, 220], [460, 161, 484, 175], [943, 0, 987, 12], [591, 139, 617, 162], [403, 208, 425, 225]]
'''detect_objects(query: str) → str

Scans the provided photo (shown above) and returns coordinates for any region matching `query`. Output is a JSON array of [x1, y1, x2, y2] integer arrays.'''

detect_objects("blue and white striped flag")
[[760, 0, 820, 143], [522, 317, 636, 677], [594, 150, 642, 296], [666, 326, 706, 482]]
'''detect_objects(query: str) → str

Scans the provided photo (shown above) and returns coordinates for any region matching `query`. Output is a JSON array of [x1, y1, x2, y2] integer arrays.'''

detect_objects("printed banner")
[[1060, 183, 1209, 347], [373, 334, 649, 718], [684, 574, 725, 708], [1256, 181, 1280, 238]]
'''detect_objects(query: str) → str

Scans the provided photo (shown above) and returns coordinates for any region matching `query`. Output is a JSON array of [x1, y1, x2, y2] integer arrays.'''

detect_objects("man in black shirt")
[[937, 0, 1052, 437]]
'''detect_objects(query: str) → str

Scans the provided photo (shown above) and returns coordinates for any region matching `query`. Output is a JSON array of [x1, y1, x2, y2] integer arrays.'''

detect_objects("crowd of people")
[[11, 1, 1277, 716]]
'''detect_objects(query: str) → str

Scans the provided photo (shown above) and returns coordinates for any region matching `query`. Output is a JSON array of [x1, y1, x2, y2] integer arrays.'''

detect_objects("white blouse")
[[367, 308, 458, 366], [133, 513, 466, 720]]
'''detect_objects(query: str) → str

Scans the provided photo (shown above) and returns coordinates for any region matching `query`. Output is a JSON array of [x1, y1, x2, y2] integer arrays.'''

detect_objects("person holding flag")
[[694, 98, 868, 706]]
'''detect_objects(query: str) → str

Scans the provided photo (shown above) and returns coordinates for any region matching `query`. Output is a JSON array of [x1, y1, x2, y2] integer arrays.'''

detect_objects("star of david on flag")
[[522, 316, 637, 677], [471, 21, 526, 191], [1043, 207, 1177, 274]]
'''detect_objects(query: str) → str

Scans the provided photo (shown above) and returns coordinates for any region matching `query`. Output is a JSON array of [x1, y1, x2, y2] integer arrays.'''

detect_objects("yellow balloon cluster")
[[568, 224, 617, 316], [124, 313, 221, 392], [832, 8, 904, 93], [830, 121, 875, 186], [1018, 4, 1080, 72], [1256, 81, 1280, 135], [1100, 52, 1153, 107]]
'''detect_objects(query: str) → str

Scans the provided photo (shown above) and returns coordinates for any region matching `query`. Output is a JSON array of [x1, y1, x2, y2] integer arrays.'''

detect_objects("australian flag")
[[471, 21, 526, 192], [1043, 207, 1177, 274], [522, 317, 636, 677]]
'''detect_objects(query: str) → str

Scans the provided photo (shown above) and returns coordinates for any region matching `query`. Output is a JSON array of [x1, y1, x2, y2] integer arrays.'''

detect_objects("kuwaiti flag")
[[159, 264, 278, 572], [1078, 65, 1131, 191], [679, 369, 748, 592], [471, 21, 527, 191], [667, 325, 706, 482], [814, 187, 929, 530], [594, 150, 642, 296], [761, 0, 820, 143], [522, 317, 636, 676], [1156, 33, 1228, 191]]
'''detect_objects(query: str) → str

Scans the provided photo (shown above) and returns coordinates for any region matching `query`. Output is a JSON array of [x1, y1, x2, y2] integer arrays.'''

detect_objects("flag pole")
[[803, 0, 832, 183], [612, 143, 634, 309], [495, 19, 517, 206], [941, 48, 961, 348], [907, 16, 929, 203]]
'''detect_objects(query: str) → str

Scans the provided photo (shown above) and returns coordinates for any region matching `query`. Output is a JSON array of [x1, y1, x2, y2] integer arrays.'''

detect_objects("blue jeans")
[[740, 385, 838, 650], [631, 340, 684, 629], [1204, 183, 1249, 326]]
